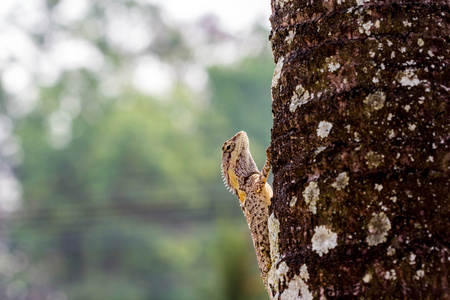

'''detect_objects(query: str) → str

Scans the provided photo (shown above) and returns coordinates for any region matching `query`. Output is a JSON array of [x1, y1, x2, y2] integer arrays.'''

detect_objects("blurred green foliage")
[[0, 1, 274, 299]]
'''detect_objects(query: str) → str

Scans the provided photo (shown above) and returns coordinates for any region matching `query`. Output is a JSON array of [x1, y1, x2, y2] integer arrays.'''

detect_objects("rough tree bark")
[[268, 0, 449, 299]]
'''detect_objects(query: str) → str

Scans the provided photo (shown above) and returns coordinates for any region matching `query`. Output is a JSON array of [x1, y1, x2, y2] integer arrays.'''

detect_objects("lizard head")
[[221, 131, 258, 194]]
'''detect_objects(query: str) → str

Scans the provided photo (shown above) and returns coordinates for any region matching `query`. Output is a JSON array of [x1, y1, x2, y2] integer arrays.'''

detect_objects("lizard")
[[221, 131, 273, 285]]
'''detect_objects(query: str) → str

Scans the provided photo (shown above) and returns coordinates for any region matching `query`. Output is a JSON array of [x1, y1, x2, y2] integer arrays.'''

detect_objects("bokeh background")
[[0, 0, 274, 299]]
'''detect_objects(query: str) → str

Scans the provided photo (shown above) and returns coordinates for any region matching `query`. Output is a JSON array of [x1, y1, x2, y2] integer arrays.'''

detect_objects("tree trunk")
[[268, 0, 449, 299]]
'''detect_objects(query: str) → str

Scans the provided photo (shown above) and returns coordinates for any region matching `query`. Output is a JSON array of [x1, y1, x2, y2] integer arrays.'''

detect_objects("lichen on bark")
[[268, 0, 449, 298]]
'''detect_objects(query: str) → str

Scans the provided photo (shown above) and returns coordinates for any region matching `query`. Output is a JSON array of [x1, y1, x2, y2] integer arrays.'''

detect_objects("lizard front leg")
[[261, 147, 271, 182]]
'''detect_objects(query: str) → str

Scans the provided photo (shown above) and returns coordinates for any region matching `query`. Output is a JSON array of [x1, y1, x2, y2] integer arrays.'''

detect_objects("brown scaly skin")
[[221, 131, 273, 286]]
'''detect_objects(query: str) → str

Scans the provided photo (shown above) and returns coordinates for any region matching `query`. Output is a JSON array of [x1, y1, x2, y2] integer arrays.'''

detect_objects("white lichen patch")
[[315, 146, 327, 155], [285, 30, 296, 45], [374, 183, 383, 191], [268, 261, 289, 297], [280, 275, 312, 300], [268, 213, 281, 262], [388, 129, 395, 139], [359, 20, 374, 35], [374, 20, 381, 28], [268, 262, 313, 300], [362, 273, 372, 283], [290, 84, 311, 112], [387, 245, 396, 256], [331, 172, 349, 190], [364, 91, 386, 111], [317, 121, 333, 139], [414, 269, 425, 280], [366, 212, 391, 246], [384, 269, 397, 280], [290, 196, 298, 207], [312, 225, 338, 257], [387, 113, 393, 121], [328, 61, 341, 72], [303, 182, 320, 214], [276, 262, 290, 283], [396, 68, 421, 87], [300, 264, 309, 282], [356, 0, 370, 5], [272, 56, 285, 88], [417, 38, 424, 47], [278, 261, 290, 275]]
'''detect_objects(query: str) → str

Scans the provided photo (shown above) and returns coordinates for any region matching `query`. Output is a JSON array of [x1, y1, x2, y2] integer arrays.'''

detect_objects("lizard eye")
[[223, 142, 235, 153]]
